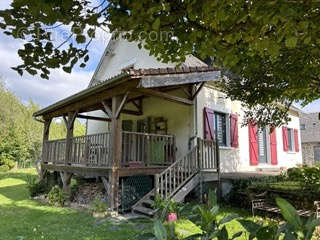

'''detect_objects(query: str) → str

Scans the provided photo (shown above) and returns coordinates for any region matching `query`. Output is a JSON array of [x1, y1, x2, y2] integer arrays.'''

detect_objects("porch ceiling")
[[33, 66, 221, 119]]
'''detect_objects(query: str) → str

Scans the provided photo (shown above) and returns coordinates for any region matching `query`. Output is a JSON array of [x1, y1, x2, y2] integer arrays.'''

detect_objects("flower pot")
[[167, 213, 177, 222]]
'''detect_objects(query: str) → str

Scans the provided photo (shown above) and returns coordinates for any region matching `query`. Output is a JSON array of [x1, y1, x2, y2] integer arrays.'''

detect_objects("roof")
[[34, 66, 221, 118], [88, 35, 208, 87], [122, 66, 218, 76]]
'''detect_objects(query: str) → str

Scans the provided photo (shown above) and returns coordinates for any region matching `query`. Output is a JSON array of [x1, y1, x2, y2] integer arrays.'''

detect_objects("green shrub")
[[47, 186, 67, 206], [26, 176, 49, 197], [287, 166, 320, 186], [91, 198, 108, 213], [0, 153, 15, 169], [0, 165, 10, 172]]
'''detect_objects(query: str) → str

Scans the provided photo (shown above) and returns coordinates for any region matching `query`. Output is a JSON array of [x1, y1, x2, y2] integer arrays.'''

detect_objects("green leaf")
[[136, 232, 156, 240], [238, 219, 261, 233], [62, 66, 72, 73], [231, 231, 243, 239], [256, 226, 277, 240], [76, 35, 86, 44], [217, 226, 228, 240], [218, 214, 238, 226], [276, 197, 302, 230], [153, 220, 167, 240], [152, 18, 160, 30], [304, 36, 311, 44], [285, 36, 298, 48]]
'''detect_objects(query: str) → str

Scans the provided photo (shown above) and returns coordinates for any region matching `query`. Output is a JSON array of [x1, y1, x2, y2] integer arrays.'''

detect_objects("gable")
[[89, 36, 207, 87]]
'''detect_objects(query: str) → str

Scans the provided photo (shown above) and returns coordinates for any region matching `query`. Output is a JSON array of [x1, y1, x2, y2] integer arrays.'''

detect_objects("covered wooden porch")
[[33, 66, 221, 212]]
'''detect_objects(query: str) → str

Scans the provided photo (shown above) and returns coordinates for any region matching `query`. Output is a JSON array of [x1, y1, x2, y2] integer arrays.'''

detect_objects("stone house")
[[300, 112, 320, 166]]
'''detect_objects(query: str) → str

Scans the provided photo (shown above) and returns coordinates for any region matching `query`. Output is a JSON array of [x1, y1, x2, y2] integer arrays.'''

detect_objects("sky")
[[0, 0, 319, 113], [0, 0, 111, 108]]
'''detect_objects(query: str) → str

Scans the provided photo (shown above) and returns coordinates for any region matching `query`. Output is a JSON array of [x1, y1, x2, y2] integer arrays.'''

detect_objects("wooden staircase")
[[132, 139, 217, 216]]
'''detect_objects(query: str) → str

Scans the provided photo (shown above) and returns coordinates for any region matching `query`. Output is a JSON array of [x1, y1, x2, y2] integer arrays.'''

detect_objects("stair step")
[[133, 206, 156, 216], [142, 199, 155, 207]]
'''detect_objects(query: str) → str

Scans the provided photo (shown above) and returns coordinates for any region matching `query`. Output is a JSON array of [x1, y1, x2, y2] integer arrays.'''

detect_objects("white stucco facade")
[[86, 38, 303, 173]]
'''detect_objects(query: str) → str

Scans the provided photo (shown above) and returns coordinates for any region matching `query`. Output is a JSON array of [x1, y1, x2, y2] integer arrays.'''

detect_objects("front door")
[[257, 128, 268, 164]]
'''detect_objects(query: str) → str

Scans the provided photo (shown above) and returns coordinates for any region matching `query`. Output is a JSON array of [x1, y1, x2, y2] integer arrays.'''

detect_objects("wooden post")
[[108, 94, 126, 212], [155, 174, 160, 196], [63, 111, 78, 165], [60, 171, 73, 196], [42, 119, 52, 164]]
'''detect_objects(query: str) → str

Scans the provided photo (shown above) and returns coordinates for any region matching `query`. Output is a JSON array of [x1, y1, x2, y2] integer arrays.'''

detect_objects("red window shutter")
[[248, 121, 259, 166], [294, 129, 299, 152], [203, 107, 215, 140], [282, 126, 288, 152], [230, 114, 239, 148], [269, 128, 278, 165]]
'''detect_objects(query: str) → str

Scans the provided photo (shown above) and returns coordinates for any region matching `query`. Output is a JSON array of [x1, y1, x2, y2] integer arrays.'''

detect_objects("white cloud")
[[301, 100, 320, 113], [0, 32, 93, 108]]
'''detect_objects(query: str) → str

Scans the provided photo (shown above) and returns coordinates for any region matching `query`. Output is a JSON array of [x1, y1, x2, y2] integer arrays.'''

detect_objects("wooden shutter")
[[269, 128, 278, 165], [203, 107, 214, 140], [230, 114, 239, 148], [282, 126, 288, 152], [294, 129, 299, 152], [248, 121, 259, 166]]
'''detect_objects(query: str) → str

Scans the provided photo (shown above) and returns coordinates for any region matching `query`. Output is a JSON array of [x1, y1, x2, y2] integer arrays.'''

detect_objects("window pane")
[[314, 146, 320, 162], [215, 113, 227, 146], [287, 128, 293, 151]]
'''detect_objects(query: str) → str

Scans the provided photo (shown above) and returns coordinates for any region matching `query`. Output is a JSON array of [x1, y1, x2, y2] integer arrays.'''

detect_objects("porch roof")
[[33, 66, 221, 119]]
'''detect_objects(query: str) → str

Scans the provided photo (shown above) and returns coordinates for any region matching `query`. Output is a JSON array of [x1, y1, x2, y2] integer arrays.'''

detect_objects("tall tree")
[[0, 81, 86, 168], [0, 0, 319, 126]]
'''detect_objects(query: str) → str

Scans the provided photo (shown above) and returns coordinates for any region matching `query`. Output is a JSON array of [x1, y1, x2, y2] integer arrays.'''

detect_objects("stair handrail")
[[155, 145, 199, 199]]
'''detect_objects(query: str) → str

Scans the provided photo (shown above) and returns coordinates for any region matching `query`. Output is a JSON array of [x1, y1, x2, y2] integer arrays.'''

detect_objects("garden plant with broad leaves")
[[0, 0, 319, 127], [138, 193, 320, 240]]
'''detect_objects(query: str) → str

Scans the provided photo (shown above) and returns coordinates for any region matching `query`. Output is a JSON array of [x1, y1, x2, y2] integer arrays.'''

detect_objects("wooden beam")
[[102, 100, 112, 118], [135, 88, 194, 105], [64, 111, 78, 165], [41, 163, 112, 176], [139, 71, 221, 88], [42, 119, 52, 165], [115, 92, 129, 119], [77, 114, 111, 122], [110, 95, 123, 212], [43, 79, 139, 119], [60, 172, 73, 195], [192, 82, 205, 100], [121, 109, 143, 116]]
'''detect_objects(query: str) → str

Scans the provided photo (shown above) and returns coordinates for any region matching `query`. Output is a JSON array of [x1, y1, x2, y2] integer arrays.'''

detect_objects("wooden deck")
[[42, 131, 176, 173]]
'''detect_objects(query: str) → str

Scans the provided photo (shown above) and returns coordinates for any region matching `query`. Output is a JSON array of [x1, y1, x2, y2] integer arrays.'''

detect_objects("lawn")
[[0, 169, 270, 240]]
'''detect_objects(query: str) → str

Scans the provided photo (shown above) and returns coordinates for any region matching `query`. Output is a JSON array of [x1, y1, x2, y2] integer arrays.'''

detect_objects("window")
[[314, 146, 320, 162], [214, 112, 227, 146], [300, 124, 306, 130], [287, 128, 294, 151]]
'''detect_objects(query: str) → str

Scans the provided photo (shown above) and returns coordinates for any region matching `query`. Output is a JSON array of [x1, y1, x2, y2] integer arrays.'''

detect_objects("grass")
[[0, 168, 275, 240], [0, 169, 151, 240]]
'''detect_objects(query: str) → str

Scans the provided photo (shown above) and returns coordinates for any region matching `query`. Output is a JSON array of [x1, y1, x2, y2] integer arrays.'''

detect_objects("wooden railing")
[[155, 146, 198, 199], [154, 138, 218, 199], [122, 131, 176, 168], [43, 132, 112, 167], [70, 132, 112, 167], [42, 131, 175, 168], [197, 138, 218, 170], [43, 139, 66, 165]]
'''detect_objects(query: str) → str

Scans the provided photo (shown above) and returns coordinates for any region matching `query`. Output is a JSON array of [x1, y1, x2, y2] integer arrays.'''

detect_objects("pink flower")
[[167, 213, 177, 222]]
